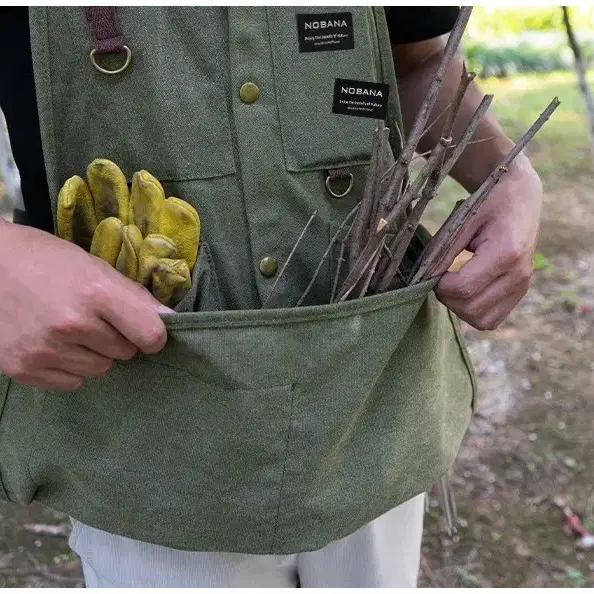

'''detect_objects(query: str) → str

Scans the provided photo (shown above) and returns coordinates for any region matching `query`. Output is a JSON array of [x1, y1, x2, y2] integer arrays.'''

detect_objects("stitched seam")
[[26, 389, 47, 496], [270, 383, 296, 554], [142, 171, 236, 184], [0, 376, 13, 500], [265, 8, 291, 173], [448, 309, 479, 412], [161, 279, 436, 330]]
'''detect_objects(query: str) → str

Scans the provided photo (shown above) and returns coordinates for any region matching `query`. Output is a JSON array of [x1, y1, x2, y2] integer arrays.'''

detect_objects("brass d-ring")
[[90, 45, 132, 75], [325, 173, 354, 198]]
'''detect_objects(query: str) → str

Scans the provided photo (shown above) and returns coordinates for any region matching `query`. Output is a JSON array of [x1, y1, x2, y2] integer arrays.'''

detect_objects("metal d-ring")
[[325, 172, 354, 198], [89, 45, 132, 75]]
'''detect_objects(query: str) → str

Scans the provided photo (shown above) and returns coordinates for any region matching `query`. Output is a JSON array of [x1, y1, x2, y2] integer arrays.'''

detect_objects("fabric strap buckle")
[[325, 167, 354, 199], [86, 7, 132, 75]]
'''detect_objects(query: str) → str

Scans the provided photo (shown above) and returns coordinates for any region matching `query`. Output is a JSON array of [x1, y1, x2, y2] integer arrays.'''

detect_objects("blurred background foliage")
[[464, 6, 594, 78]]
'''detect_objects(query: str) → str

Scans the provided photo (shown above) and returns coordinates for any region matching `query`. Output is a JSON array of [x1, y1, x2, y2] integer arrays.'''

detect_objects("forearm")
[[395, 41, 533, 192]]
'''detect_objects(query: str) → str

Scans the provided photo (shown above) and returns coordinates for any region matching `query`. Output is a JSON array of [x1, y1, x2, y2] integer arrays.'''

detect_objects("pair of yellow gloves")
[[57, 159, 200, 308]]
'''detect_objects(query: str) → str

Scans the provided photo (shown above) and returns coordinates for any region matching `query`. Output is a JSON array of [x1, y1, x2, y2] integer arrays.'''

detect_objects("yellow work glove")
[[57, 159, 200, 308]]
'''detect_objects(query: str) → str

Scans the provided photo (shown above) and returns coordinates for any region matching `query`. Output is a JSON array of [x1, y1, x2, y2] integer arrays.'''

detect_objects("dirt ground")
[[420, 178, 594, 587]]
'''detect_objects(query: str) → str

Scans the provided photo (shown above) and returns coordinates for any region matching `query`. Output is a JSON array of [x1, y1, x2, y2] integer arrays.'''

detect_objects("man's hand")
[[434, 157, 542, 330], [0, 220, 171, 391]]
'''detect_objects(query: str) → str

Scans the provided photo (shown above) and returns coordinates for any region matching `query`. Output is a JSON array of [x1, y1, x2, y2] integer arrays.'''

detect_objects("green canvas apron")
[[0, 7, 477, 554]]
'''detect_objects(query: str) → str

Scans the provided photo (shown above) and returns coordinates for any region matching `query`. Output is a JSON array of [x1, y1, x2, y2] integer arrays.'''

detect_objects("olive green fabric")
[[0, 6, 476, 554]]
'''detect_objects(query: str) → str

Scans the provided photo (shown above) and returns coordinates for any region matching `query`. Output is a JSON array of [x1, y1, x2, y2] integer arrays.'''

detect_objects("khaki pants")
[[69, 494, 425, 588]]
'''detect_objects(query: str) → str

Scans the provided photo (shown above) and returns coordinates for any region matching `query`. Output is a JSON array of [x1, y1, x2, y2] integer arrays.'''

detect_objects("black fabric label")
[[332, 78, 390, 119], [296, 13, 354, 52]]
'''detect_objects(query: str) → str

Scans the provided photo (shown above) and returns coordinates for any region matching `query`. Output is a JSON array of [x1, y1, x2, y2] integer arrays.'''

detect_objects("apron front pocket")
[[1, 278, 475, 554], [26, 362, 294, 553]]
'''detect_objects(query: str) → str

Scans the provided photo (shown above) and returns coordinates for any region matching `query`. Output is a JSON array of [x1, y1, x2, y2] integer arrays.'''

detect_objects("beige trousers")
[[69, 494, 425, 588]]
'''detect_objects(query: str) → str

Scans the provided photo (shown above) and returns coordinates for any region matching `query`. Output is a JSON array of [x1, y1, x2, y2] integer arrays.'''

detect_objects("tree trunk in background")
[[562, 6, 594, 163]]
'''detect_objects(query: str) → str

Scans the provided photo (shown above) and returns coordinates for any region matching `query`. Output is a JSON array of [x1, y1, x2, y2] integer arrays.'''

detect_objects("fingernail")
[[157, 305, 176, 315]]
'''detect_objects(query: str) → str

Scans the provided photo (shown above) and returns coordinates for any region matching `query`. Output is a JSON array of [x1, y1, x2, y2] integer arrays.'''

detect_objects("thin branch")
[[376, 193, 433, 292], [418, 100, 454, 144], [377, 98, 496, 290], [331, 216, 357, 303], [411, 97, 561, 284], [358, 245, 382, 298], [338, 241, 383, 302], [297, 203, 359, 307], [562, 6, 594, 161], [377, 66, 476, 233], [437, 95, 494, 186], [377, 134, 453, 233], [262, 210, 317, 308], [441, 62, 476, 140], [411, 136, 495, 163], [350, 124, 384, 268]]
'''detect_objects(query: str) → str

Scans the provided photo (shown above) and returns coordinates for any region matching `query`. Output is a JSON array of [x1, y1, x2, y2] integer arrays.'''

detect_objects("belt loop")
[[86, 7, 132, 75]]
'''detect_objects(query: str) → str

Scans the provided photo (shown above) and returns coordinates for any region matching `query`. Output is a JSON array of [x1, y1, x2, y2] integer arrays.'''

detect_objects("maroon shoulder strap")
[[85, 7, 125, 53]]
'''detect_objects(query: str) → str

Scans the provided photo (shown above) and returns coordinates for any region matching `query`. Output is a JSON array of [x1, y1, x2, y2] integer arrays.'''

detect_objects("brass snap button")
[[259, 256, 278, 277], [240, 82, 261, 104]]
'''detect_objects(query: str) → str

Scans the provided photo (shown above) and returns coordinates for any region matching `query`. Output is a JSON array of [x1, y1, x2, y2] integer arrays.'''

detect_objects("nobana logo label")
[[333, 78, 390, 120], [341, 86, 384, 98], [297, 12, 354, 53], [304, 19, 348, 30]]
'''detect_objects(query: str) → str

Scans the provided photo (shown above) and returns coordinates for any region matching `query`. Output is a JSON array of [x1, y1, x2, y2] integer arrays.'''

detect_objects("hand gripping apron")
[[0, 7, 477, 554]]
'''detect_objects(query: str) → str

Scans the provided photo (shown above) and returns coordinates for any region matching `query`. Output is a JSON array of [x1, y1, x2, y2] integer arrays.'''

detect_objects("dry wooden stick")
[[338, 241, 384, 302], [345, 135, 448, 299], [411, 97, 561, 284], [296, 203, 360, 307], [441, 63, 476, 141], [411, 136, 496, 164], [358, 245, 383, 298], [262, 210, 317, 308], [418, 100, 454, 146], [376, 65, 476, 234], [350, 124, 384, 269], [436, 95, 494, 186], [368, 126, 397, 238], [376, 134, 453, 234], [377, 7, 473, 218]]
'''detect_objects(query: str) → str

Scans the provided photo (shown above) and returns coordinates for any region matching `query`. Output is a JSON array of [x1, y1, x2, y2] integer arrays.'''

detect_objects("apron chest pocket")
[[267, 7, 380, 172], [38, 7, 236, 184]]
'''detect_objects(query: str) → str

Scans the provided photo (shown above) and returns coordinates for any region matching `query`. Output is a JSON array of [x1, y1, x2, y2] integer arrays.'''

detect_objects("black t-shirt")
[[0, 7, 459, 231]]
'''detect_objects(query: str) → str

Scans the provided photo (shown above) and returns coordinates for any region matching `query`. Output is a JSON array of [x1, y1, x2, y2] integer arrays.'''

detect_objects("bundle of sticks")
[[287, 8, 559, 310], [331, 6, 559, 303]]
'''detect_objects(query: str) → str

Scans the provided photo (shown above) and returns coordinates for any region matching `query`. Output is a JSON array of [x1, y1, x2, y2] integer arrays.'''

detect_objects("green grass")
[[480, 71, 594, 181], [424, 70, 594, 221]]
